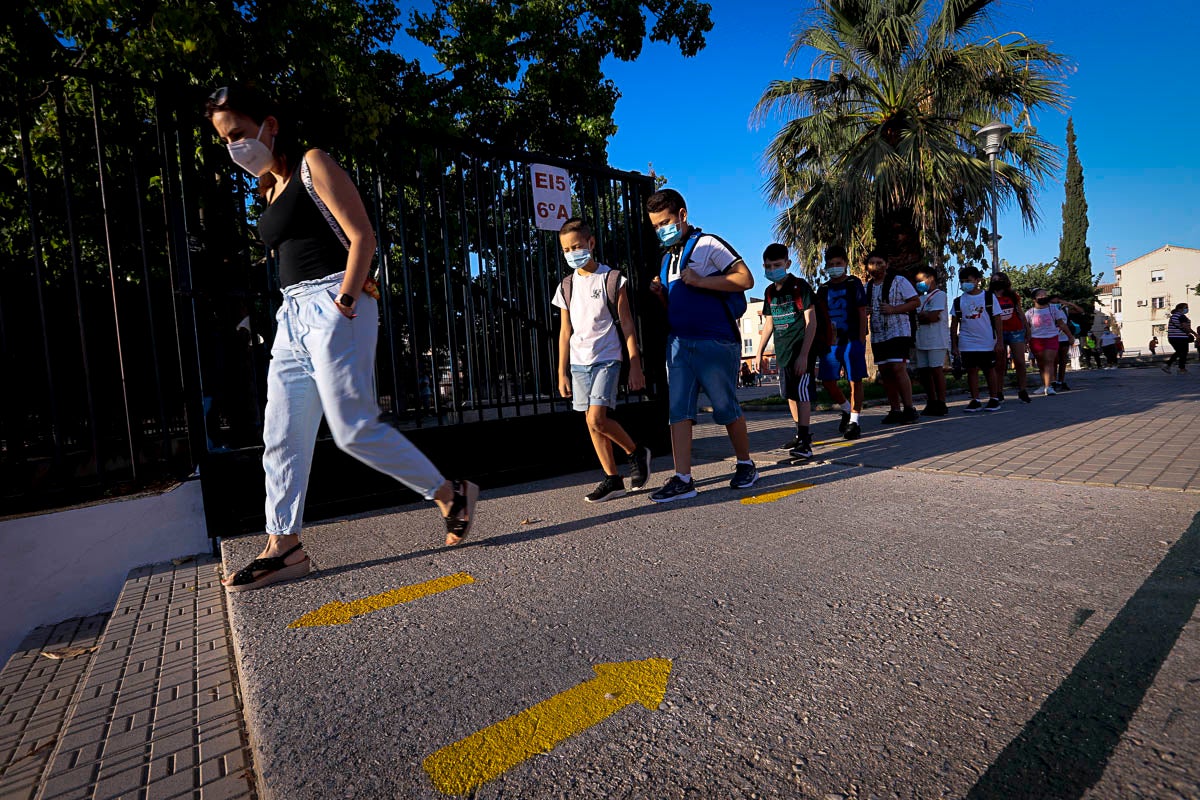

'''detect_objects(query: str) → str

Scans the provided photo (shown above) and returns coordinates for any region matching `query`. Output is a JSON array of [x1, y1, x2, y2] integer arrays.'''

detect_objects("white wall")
[[0, 480, 210, 661]]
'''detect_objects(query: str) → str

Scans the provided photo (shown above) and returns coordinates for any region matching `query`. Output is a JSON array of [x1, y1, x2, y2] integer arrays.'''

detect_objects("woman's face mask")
[[226, 122, 274, 176]]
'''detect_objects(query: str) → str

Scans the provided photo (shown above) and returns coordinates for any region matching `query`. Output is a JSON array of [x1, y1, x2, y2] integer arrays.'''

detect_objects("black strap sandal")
[[225, 542, 311, 593], [443, 480, 479, 546]]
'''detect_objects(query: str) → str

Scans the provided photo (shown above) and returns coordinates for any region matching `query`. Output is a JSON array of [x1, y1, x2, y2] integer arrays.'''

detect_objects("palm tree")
[[753, 0, 1067, 273]]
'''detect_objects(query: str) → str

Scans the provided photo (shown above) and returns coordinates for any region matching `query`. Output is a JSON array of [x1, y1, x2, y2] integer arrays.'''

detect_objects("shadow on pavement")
[[966, 509, 1200, 800]]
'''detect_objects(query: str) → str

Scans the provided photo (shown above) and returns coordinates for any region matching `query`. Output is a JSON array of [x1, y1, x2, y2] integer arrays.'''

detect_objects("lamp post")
[[975, 120, 1011, 275]]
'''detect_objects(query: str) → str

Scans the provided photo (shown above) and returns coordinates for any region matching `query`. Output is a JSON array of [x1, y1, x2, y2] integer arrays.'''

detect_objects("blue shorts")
[[666, 336, 742, 426], [818, 339, 868, 382], [570, 360, 621, 412]]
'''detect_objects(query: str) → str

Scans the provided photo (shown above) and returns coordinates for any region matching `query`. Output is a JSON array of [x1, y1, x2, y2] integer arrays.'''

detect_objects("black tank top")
[[257, 169, 347, 288]]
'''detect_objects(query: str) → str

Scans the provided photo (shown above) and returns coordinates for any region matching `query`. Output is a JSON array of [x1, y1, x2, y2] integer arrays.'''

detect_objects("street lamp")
[[975, 120, 1012, 275]]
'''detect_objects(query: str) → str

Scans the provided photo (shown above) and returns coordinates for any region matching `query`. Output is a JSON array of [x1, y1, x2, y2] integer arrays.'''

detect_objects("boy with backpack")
[[950, 265, 1005, 412], [864, 250, 920, 424], [755, 244, 820, 459], [816, 244, 868, 440], [553, 217, 652, 502], [645, 189, 757, 502], [913, 266, 950, 416]]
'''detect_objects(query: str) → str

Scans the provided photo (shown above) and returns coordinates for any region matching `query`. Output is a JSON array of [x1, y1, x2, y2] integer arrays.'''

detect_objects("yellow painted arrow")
[[423, 657, 672, 795], [287, 572, 474, 628], [741, 481, 814, 505]]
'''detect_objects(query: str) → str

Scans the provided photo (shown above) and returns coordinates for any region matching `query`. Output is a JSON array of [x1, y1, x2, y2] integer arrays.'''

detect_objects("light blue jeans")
[[263, 273, 445, 536]]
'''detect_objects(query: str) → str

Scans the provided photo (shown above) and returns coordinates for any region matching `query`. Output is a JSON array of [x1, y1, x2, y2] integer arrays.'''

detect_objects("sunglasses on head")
[[208, 86, 231, 106]]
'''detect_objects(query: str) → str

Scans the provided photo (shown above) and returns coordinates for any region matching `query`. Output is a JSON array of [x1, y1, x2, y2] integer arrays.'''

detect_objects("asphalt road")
[[223, 368, 1200, 799]]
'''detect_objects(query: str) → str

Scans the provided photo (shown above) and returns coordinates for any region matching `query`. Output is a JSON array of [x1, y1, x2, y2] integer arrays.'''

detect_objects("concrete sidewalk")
[[221, 367, 1200, 799]]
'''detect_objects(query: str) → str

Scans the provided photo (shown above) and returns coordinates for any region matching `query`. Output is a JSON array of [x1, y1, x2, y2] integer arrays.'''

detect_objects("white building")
[[737, 299, 772, 369], [1103, 244, 1200, 350]]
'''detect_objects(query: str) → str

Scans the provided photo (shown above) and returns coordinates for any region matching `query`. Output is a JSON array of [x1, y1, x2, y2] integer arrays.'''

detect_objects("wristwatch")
[[335, 293, 356, 308]]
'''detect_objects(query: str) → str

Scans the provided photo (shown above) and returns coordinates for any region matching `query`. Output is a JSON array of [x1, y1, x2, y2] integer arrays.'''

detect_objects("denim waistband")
[[281, 272, 346, 299]]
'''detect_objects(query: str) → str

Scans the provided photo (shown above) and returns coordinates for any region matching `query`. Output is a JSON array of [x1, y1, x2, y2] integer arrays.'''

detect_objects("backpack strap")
[[300, 155, 350, 251], [602, 268, 622, 324], [560, 273, 573, 315]]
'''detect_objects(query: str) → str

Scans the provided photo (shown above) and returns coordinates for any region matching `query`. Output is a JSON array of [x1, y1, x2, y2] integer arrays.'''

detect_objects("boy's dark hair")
[[645, 188, 685, 215], [559, 217, 592, 239], [864, 249, 887, 264], [915, 265, 937, 279], [958, 265, 983, 281], [763, 243, 789, 262], [824, 244, 848, 263]]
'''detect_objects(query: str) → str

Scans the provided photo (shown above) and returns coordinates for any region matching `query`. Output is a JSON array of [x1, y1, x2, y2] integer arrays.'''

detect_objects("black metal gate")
[[2, 73, 668, 533]]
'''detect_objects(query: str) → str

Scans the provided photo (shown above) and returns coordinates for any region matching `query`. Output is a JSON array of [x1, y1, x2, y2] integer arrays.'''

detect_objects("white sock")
[[850, 412, 860, 423], [736, 459, 754, 466], [839, 401, 851, 413], [675, 473, 692, 483]]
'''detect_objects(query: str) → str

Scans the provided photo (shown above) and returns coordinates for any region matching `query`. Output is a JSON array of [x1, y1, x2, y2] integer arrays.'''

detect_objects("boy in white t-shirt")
[[950, 266, 1004, 412], [553, 218, 651, 502], [913, 266, 950, 416]]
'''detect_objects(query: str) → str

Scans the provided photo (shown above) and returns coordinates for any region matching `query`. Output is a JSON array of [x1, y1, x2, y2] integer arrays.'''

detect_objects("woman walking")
[[1025, 289, 1071, 395], [1162, 303, 1195, 374], [206, 85, 478, 592]]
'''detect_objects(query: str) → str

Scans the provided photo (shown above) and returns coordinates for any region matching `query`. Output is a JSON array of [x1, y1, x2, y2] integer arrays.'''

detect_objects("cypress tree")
[[1056, 118, 1093, 300]]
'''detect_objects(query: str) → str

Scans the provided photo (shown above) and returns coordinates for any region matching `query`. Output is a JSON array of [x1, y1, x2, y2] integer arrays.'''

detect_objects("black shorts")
[[871, 337, 913, 364], [779, 356, 818, 402], [960, 350, 996, 370]]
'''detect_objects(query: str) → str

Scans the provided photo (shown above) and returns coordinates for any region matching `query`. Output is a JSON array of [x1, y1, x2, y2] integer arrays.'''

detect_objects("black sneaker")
[[880, 409, 903, 425], [649, 475, 697, 504], [838, 411, 851, 433], [900, 406, 921, 424], [629, 445, 652, 491], [983, 398, 1003, 412], [1050, 381, 1061, 392], [963, 399, 984, 413], [789, 440, 814, 459], [997, 391, 1005, 402], [779, 435, 802, 451], [729, 462, 759, 489], [926, 402, 948, 417], [585, 475, 626, 503], [1058, 382, 1071, 392], [1018, 389, 1032, 404], [843, 421, 861, 440]]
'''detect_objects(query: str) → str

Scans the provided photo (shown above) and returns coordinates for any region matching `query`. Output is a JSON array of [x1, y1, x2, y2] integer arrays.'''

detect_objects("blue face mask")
[[564, 249, 591, 270], [765, 267, 789, 283], [961, 282, 976, 292], [916, 281, 929, 293], [656, 222, 683, 247]]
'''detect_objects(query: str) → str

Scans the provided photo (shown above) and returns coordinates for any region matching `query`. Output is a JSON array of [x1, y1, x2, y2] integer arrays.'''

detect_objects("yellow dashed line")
[[741, 482, 815, 505], [288, 572, 475, 628]]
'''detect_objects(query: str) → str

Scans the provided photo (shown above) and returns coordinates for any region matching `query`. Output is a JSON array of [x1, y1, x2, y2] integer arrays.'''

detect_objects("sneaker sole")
[[963, 408, 983, 413], [650, 488, 697, 504], [983, 407, 1003, 412], [585, 489, 627, 503], [730, 476, 760, 489]]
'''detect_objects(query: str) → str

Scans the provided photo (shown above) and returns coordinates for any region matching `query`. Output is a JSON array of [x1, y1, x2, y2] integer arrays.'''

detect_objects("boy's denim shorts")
[[570, 360, 622, 412], [667, 335, 743, 425]]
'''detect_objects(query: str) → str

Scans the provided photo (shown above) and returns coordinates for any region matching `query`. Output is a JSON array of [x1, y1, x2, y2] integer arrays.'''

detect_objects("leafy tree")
[[1053, 117, 1097, 311], [753, 0, 1067, 272]]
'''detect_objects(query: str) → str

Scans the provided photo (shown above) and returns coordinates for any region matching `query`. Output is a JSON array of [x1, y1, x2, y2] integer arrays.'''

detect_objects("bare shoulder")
[[302, 148, 345, 179]]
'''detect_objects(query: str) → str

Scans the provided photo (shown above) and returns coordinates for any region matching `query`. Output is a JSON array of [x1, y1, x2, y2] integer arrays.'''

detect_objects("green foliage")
[[1055, 117, 1095, 304], [753, 0, 1067, 270]]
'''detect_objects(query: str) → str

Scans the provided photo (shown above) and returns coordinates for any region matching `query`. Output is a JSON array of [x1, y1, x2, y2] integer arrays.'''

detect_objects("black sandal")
[[443, 480, 479, 546], [224, 542, 311, 593]]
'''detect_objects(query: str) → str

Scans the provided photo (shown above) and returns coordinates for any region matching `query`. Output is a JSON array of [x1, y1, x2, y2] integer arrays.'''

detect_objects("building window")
[[743, 338, 753, 352], [1151, 269, 1165, 282], [1113, 299, 1121, 313], [1152, 297, 1166, 309]]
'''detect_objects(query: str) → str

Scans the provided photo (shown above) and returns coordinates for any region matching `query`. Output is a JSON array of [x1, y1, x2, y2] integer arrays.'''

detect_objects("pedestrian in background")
[[1099, 326, 1120, 369], [1026, 288, 1071, 395], [865, 251, 920, 424], [206, 84, 479, 592], [553, 217, 651, 502], [1162, 303, 1195, 374], [989, 272, 1032, 404], [756, 244, 819, 459], [816, 245, 869, 440], [913, 266, 949, 416], [1051, 296, 1084, 390]]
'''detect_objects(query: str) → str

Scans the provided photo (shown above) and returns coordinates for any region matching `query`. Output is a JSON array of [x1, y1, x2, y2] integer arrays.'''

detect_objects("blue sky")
[[600, 0, 1199, 289], [396, 1, 1199, 289]]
